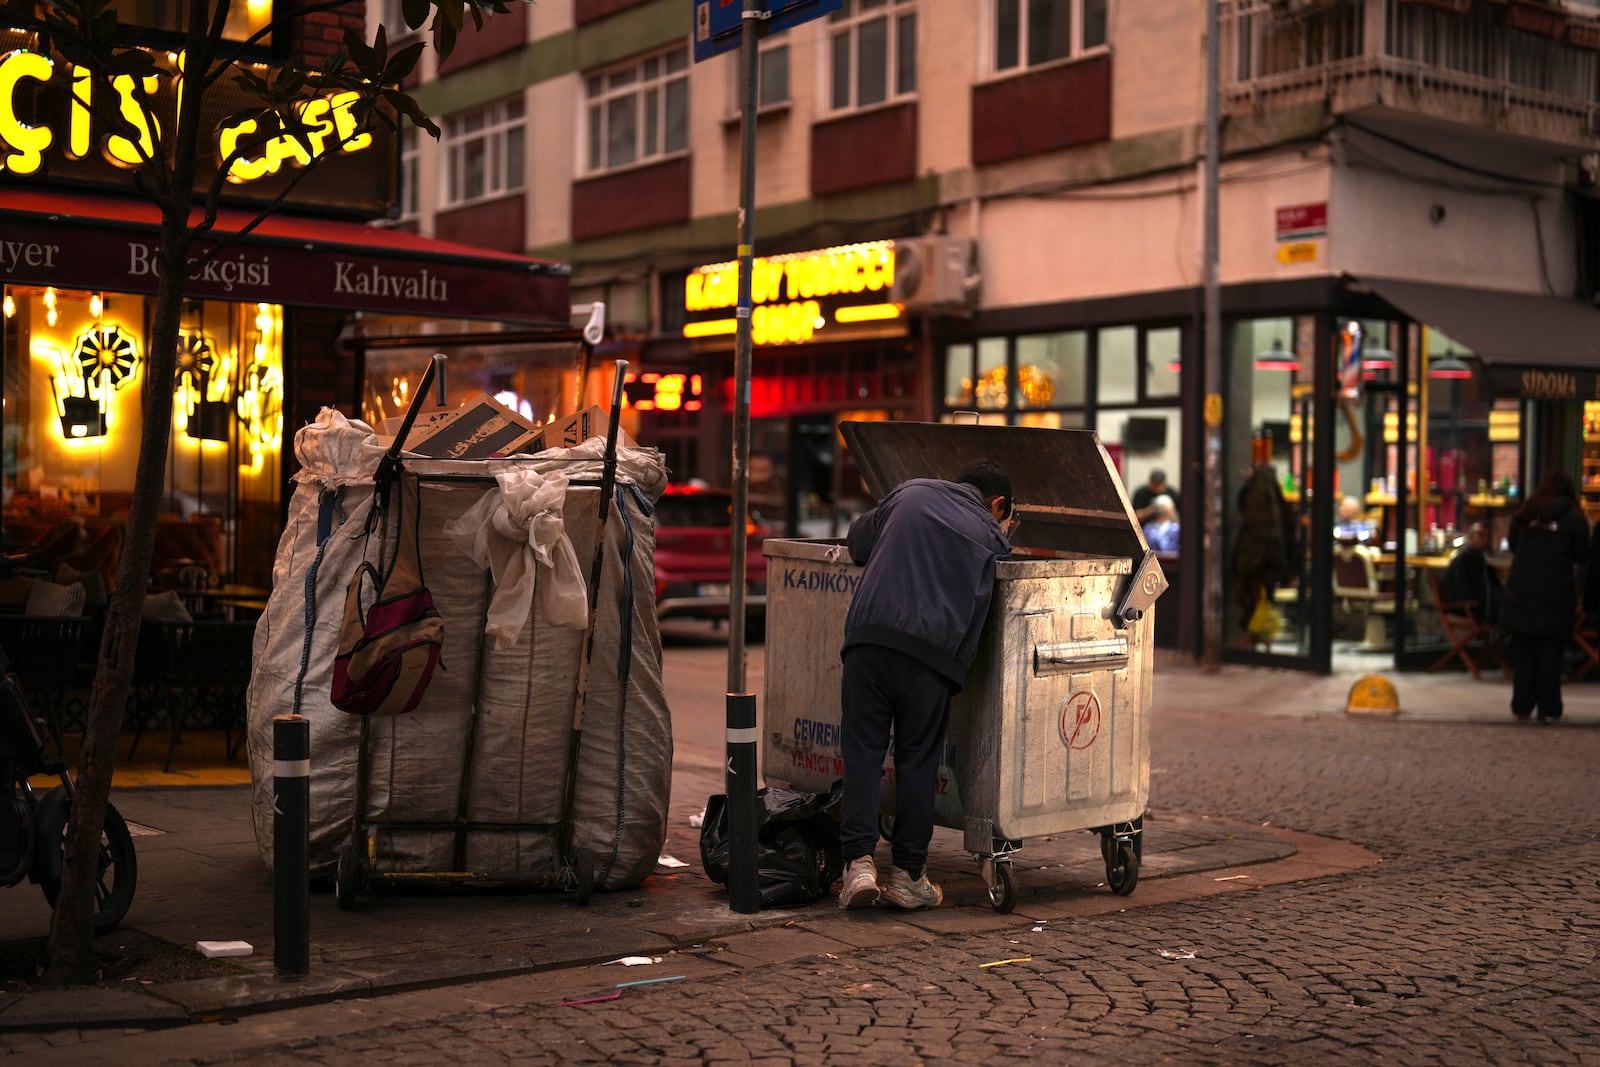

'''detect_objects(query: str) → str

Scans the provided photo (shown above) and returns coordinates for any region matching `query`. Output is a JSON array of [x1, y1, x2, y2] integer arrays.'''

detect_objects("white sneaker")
[[881, 866, 942, 909], [838, 856, 880, 909]]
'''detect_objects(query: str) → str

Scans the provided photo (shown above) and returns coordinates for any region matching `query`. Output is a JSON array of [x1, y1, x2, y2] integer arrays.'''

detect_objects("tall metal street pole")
[[728, 0, 762, 696], [724, 0, 764, 916], [1202, 0, 1224, 671]]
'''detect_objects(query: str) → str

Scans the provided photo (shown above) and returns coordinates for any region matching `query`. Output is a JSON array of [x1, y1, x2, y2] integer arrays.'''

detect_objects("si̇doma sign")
[[0, 36, 395, 214]]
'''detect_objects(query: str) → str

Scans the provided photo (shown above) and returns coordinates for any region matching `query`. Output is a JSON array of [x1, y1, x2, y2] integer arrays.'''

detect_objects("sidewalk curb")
[[0, 814, 1380, 1035]]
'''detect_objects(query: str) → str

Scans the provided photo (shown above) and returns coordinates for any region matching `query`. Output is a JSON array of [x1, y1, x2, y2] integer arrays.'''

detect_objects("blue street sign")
[[693, 0, 841, 63]]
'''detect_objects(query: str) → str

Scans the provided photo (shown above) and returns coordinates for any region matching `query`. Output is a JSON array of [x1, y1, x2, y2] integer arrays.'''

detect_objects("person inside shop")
[[1233, 464, 1296, 646], [835, 460, 1015, 911], [1441, 522, 1502, 624], [1500, 470, 1587, 723], [1141, 494, 1181, 554], [1334, 496, 1376, 542], [1131, 469, 1179, 523]]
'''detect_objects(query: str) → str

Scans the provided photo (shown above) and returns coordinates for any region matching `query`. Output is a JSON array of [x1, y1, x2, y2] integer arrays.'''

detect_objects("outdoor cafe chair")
[[1424, 569, 1507, 681]]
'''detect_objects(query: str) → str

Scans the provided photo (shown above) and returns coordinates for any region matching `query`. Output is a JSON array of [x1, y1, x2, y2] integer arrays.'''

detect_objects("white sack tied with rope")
[[443, 467, 587, 646]]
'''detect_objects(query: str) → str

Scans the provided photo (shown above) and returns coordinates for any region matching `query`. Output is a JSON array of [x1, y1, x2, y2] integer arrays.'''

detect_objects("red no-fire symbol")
[[1059, 691, 1101, 751]]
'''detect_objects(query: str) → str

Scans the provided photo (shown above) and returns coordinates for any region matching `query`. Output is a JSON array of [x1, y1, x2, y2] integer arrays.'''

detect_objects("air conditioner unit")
[[891, 236, 977, 312]]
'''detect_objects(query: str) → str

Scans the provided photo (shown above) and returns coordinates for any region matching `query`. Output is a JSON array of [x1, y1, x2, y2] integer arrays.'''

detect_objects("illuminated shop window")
[[3, 287, 283, 532], [113, 0, 274, 42]]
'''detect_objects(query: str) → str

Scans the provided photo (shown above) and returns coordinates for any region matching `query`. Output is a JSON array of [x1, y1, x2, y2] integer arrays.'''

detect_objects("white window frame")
[[397, 124, 420, 222], [988, 0, 1109, 77], [584, 45, 691, 176], [725, 31, 792, 118], [824, 0, 918, 116], [440, 97, 525, 209]]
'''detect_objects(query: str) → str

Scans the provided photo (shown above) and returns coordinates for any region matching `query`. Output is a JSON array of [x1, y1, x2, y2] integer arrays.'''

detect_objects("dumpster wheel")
[[980, 856, 1017, 913], [1100, 821, 1142, 896]]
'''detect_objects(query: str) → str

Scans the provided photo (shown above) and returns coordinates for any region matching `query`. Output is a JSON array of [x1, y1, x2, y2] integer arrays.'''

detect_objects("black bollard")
[[725, 692, 759, 913], [273, 714, 310, 979]]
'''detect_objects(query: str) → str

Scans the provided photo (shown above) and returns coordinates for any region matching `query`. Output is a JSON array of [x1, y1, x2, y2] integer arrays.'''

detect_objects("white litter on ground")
[[196, 941, 253, 959], [606, 956, 663, 967], [657, 854, 689, 868]]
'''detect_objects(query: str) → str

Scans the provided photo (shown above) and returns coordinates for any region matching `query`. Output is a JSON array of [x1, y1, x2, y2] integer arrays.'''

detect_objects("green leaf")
[[383, 41, 425, 84], [434, 16, 458, 62], [344, 27, 376, 73], [402, 0, 430, 31], [373, 23, 389, 69]]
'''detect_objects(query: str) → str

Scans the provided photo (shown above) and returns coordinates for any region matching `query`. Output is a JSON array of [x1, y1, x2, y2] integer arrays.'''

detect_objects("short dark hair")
[[957, 460, 1013, 519], [1149, 469, 1167, 484]]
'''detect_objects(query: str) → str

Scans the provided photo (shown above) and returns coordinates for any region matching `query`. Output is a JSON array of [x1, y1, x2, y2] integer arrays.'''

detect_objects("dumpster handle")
[[1034, 636, 1130, 675]]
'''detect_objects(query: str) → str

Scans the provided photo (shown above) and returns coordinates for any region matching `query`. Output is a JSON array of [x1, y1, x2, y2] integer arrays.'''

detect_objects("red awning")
[[0, 189, 570, 325]]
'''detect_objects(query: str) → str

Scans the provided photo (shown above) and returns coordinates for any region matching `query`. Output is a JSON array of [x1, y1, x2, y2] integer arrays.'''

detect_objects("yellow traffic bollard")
[[1346, 674, 1400, 716]]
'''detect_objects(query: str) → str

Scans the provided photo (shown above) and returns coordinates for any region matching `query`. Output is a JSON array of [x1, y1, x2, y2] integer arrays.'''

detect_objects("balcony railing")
[[1221, 0, 1600, 147]]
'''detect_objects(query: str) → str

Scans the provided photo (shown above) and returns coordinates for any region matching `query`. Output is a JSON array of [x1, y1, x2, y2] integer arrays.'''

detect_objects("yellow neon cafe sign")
[[0, 46, 372, 184]]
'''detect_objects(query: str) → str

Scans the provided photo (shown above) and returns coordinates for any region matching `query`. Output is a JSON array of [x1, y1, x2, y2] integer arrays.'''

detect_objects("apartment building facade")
[[388, 0, 1600, 671]]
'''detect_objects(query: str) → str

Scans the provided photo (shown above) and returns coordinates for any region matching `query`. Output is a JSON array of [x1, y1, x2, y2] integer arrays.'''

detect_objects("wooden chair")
[[0, 614, 89, 752], [1424, 569, 1506, 681], [1574, 610, 1600, 681], [147, 619, 256, 772]]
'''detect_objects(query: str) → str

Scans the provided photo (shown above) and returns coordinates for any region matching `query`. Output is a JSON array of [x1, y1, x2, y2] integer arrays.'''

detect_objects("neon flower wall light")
[[44, 322, 141, 439]]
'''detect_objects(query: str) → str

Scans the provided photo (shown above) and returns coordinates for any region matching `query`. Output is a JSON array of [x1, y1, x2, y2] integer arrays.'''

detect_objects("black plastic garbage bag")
[[700, 781, 844, 908]]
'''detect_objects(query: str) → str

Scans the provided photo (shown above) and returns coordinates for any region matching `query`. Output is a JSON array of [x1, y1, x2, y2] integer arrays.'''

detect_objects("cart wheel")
[[1106, 839, 1140, 896], [37, 796, 138, 932], [335, 840, 360, 911], [573, 847, 594, 906], [987, 861, 1017, 914]]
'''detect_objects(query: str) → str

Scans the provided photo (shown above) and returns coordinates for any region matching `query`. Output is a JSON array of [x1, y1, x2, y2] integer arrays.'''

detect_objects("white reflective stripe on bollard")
[[274, 759, 311, 778], [725, 727, 759, 744]]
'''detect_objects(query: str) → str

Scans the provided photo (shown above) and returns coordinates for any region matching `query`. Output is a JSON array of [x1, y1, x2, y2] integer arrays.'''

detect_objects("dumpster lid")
[[839, 420, 1149, 564]]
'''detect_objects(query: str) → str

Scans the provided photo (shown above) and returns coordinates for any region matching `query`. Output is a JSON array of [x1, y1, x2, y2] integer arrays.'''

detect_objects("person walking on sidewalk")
[[836, 460, 1014, 910], [1501, 469, 1588, 723]]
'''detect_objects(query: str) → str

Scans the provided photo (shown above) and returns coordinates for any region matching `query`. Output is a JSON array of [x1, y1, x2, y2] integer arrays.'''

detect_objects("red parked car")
[[652, 484, 769, 635]]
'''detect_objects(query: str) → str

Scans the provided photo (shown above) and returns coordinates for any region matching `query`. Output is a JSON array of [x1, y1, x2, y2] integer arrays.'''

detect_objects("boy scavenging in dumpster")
[[837, 459, 1016, 910]]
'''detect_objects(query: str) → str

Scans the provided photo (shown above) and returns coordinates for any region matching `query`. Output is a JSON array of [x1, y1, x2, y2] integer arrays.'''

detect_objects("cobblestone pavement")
[[19, 701, 1600, 1066]]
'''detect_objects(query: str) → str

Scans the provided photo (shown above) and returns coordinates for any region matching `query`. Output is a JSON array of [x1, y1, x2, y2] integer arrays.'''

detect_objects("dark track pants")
[[838, 644, 952, 877]]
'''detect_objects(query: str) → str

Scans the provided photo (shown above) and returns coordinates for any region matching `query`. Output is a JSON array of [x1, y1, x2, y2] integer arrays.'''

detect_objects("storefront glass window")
[[1146, 326, 1181, 399], [1096, 325, 1137, 404], [2, 285, 284, 587], [1223, 315, 1314, 661], [359, 337, 583, 432], [944, 342, 973, 407], [1016, 331, 1085, 409], [974, 337, 1008, 409]]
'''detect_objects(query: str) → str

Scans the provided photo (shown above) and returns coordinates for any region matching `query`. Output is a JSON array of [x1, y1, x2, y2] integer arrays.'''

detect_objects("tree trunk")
[[45, 208, 188, 983]]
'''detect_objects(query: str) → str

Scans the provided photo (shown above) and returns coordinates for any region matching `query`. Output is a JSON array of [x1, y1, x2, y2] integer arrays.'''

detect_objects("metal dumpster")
[[762, 421, 1167, 912]]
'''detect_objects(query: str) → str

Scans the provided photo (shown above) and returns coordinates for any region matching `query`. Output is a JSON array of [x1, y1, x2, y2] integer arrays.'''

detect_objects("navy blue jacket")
[[842, 478, 1011, 690]]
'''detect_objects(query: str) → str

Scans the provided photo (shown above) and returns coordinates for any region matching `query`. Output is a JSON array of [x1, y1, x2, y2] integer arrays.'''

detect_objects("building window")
[[828, 0, 917, 113], [724, 32, 792, 115], [441, 97, 525, 208], [398, 125, 419, 221], [993, 0, 1107, 74], [585, 46, 690, 174]]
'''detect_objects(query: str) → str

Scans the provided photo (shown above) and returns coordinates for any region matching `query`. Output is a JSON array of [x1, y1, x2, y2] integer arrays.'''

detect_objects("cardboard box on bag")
[[510, 404, 635, 455], [387, 393, 541, 459]]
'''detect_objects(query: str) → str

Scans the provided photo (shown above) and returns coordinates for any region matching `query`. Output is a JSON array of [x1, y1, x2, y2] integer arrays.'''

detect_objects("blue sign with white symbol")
[[693, 0, 842, 63]]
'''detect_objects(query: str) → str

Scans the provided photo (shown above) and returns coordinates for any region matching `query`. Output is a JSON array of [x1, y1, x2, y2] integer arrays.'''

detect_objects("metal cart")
[[762, 421, 1167, 912]]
